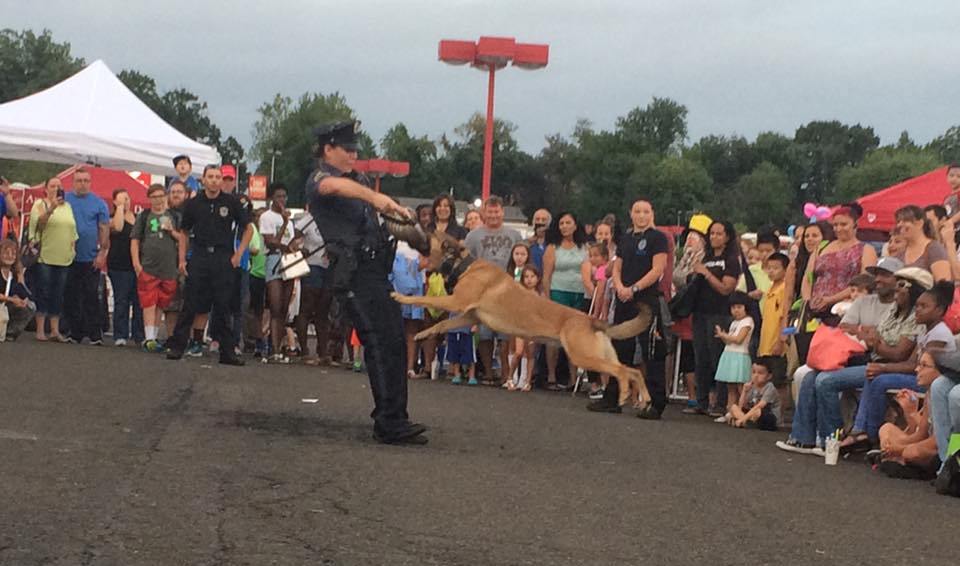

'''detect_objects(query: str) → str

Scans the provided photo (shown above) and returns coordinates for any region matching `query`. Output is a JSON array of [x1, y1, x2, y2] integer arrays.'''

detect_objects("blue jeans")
[[790, 365, 866, 445], [930, 376, 960, 462], [853, 373, 921, 440], [109, 270, 144, 343], [34, 262, 70, 316]]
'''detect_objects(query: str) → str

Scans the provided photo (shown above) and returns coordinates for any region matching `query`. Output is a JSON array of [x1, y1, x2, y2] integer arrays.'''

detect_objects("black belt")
[[194, 245, 232, 254]]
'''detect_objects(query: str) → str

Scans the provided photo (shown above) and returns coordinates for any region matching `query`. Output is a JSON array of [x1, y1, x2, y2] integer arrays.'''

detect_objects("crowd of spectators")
[[3, 159, 960, 497]]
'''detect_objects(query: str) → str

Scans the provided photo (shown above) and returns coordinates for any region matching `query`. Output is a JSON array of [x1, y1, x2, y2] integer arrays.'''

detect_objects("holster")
[[326, 242, 359, 291]]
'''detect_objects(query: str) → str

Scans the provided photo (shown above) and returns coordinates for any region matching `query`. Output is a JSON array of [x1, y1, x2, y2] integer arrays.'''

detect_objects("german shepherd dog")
[[390, 232, 653, 408]]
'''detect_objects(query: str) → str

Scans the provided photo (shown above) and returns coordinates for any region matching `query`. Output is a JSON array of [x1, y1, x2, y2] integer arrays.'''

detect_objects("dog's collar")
[[442, 254, 475, 292]]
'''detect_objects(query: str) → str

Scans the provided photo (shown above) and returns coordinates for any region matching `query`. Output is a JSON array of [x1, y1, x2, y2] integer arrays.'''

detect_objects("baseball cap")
[[866, 256, 905, 276], [220, 164, 237, 179]]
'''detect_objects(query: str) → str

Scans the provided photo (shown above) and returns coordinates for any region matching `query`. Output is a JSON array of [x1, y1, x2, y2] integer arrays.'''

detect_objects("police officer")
[[307, 121, 427, 445], [166, 165, 252, 365]]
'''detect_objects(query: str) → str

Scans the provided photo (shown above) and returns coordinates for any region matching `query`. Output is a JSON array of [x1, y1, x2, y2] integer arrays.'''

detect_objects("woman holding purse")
[[28, 177, 77, 342], [259, 183, 298, 364]]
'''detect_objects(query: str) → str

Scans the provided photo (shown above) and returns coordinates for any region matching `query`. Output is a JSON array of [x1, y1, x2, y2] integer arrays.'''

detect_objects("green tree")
[[685, 135, 757, 208], [928, 125, 960, 164], [250, 92, 356, 205], [793, 120, 880, 203], [835, 147, 940, 202], [728, 162, 793, 229], [615, 97, 688, 157], [648, 156, 712, 226], [434, 112, 530, 203], [378, 122, 439, 198], [0, 29, 85, 183], [0, 29, 84, 103]]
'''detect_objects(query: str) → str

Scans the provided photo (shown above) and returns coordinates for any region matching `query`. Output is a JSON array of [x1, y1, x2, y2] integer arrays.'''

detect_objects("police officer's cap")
[[313, 121, 361, 152]]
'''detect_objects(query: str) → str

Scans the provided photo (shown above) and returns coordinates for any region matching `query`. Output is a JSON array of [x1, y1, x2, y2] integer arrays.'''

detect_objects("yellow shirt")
[[758, 280, 786, 356], [29, 199, 78, 267]]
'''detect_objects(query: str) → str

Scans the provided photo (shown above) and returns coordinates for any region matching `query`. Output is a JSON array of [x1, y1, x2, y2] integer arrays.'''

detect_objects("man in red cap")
[[220, 165, 237, 194]]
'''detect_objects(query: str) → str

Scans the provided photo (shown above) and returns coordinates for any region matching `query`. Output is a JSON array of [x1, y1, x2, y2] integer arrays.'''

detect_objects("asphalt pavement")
[[0, 340, 956, 565]]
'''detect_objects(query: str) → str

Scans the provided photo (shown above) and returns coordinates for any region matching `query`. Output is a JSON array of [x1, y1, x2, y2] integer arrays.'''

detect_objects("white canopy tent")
[[0, 60, 220, 175]]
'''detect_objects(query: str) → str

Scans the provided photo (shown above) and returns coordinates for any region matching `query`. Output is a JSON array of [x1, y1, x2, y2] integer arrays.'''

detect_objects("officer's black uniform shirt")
[[617, 227, 669, 298], [180, 189, 249, 249], [305, 161, 381, 248]]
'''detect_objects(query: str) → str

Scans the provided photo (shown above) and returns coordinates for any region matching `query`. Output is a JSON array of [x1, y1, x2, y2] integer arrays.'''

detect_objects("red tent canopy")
[[21, 164, 150, 213], [855, 167, 951, 232], [9, 165, 151, 241]]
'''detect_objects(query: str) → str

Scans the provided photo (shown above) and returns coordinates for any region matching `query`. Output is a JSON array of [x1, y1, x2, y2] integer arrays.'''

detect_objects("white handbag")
[[279, 251, 310, 281], [0, 276, 12, 342]]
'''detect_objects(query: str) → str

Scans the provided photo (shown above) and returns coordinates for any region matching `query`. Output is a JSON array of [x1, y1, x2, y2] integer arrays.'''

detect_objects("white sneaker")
[[775, 439, 817, 455], [114, 339, 127, 347], [714, 413, 730, 424]]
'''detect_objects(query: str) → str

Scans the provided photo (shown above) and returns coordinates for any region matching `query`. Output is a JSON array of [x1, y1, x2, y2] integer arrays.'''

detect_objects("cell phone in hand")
[[56, 188, 65, 199]]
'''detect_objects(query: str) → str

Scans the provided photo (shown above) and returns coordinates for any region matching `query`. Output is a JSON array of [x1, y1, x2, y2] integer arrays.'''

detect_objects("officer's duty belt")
[[194, 245, 232, 254]]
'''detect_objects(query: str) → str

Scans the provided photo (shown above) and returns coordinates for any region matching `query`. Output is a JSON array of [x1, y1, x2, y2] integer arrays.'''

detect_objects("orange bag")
[[806, 325, 867, 371]]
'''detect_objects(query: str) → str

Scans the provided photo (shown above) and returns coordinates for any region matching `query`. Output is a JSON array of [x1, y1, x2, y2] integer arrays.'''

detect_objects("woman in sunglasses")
[[778, 266, 931, 455], [840, 273, 955, 452]]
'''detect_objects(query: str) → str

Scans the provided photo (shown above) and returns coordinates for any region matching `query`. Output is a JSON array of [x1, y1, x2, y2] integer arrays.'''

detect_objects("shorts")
[[550, 289, 584, 309], [265, 254, 283, 283], [757, 355, 789, 387], [677, 339, 695, 374], [477, 324, 508, 341], [137, 272, 178, 309], [446, 332, 476, 366], [249, 275, 265, 312], [752, 409, 779, 432], [163, 275, 185, 313]]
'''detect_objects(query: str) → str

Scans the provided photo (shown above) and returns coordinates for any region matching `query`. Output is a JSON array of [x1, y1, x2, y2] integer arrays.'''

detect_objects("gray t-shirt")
[[896, 241, 950, 271], [841, 295, 896, 328], [744, 381, 781, 424], [465, 225, 522, 270], [132, 210, 180, 280]]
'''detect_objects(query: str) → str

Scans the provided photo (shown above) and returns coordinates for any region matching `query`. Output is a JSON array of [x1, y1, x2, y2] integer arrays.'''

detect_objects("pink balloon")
[[815, 206, 832, 220], [803, 202, 817, 217]]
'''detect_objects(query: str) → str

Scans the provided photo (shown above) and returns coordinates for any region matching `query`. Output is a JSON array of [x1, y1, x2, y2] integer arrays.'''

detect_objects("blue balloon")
[[787, 225, 796, 238]]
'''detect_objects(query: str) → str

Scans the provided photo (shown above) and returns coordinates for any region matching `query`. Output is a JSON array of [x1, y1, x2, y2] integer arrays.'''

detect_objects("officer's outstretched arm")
[[318, 176, 411, 219]]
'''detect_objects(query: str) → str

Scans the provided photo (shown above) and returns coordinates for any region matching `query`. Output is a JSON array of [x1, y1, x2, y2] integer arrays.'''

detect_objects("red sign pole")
[[481, 64, 496, 203]]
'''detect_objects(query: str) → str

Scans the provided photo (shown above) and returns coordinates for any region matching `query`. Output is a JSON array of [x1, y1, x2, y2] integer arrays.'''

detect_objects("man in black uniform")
[[166, 165, 252, 365], [307, 121, 427, 445], [587, 199, 669, 419]]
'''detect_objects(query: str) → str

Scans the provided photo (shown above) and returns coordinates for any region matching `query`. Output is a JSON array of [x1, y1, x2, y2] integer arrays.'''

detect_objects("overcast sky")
[[4, 0, 959, 156]]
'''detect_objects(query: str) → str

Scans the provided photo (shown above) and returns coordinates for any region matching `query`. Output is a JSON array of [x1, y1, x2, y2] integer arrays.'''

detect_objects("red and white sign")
[[248, 175, 268, 200]]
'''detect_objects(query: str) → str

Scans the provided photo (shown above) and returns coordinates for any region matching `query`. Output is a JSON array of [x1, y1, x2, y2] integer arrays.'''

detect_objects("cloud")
[[4, 0, 958, 158]]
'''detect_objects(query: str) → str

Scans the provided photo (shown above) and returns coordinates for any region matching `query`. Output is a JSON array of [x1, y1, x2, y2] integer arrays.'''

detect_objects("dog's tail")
[[601, 303, 653, 340]]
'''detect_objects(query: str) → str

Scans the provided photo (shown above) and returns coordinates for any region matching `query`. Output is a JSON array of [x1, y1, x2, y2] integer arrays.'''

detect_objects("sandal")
[[840, 433, 871, 455], [545, 383, 564, 392], [521, 384, 532, 392], [303, 356, 321, 366]]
